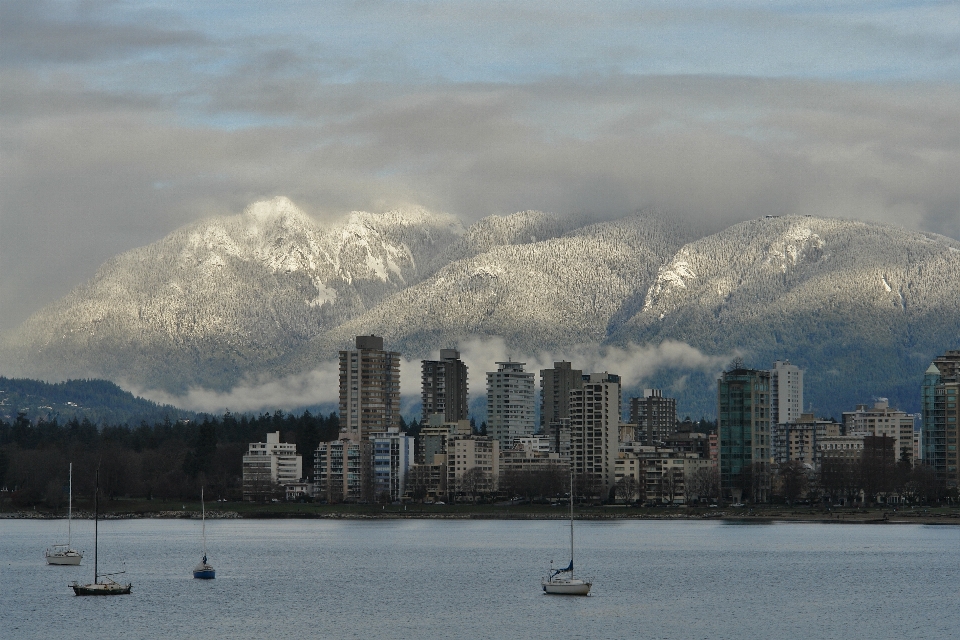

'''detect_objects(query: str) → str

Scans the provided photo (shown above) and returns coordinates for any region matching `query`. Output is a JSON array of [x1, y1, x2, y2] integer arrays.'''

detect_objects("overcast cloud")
[[1, 1, 958, 331]]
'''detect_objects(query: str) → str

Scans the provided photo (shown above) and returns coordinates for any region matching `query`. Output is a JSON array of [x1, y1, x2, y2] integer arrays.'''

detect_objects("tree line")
[[0, 410, 341, 509]]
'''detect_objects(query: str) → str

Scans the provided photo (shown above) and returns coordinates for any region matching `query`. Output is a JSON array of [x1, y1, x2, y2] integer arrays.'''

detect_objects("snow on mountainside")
[[1, 200, 957, 418], [609, 216, 960, 415], [0, 197, 464, 392], [285, 211, 694, 367]]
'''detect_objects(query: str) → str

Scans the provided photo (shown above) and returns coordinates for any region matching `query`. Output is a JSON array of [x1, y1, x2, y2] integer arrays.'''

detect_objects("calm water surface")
[[2, 518, 958, 639]]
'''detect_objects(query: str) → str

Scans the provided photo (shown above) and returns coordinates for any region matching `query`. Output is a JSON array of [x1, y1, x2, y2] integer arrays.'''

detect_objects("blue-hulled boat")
[[193, 487, 215, 579]]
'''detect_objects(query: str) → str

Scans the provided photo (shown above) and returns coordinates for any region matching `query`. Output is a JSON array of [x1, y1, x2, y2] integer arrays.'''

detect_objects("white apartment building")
[[371, 427, 416, 502], [770, 360, 804, 427], [816, 434, 865, 467], [242, 431, 303, 501], [486, 361, 536, 446], [570, 372, 621, 498], [842, 399, 916, 465], [514, 436, 553, 455]]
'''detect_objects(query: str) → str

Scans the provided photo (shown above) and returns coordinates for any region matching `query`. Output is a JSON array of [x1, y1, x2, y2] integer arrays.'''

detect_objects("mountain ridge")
[[2, 199, 957, 418]]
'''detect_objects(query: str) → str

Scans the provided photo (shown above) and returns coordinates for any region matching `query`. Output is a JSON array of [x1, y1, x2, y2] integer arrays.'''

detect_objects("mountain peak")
[[239, 196, 318, 236]]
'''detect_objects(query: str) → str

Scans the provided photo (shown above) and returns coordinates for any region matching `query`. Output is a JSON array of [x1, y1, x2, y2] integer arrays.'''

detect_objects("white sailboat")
[[542, 471, 592, 595], [70, 466, 131, 595], [46, 462, 83, 566], [192, 487, 215, 579]]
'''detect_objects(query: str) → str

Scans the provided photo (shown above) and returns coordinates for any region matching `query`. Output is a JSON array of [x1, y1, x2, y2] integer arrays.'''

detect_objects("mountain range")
[[2, 196, 958, 419]]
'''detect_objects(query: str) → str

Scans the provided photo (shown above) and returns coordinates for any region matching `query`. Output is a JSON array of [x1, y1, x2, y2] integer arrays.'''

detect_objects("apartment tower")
[[922, 350, 960, 489], [486, 361, 536, 446], [717, 366, 771, 502], [421, 349, 469, 423], [769, 360, 804, 427], [570, 372, 622, 498], [629, 389, 678, 446], [339, 335, 401, 441], [540, 361, 583, 430]]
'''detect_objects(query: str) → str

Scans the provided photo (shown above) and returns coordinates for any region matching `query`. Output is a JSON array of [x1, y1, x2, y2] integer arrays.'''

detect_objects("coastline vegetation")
[[0, 410, 340, 508]]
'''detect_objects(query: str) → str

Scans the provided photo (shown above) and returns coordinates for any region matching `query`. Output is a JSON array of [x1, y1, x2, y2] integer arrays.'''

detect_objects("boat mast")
[[67, 462, 72, 548], [93, 467, 99, 584], [201, 486, 207, 558], [569, 470, 574, 578]]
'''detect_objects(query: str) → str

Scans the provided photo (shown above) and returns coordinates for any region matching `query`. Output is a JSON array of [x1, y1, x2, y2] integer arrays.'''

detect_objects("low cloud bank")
[[140, 338, 732, 415]]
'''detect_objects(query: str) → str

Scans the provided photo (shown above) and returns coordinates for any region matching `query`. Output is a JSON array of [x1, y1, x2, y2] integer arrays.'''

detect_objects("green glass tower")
[[717, 367, 771, 502], [921, 350, 960, 490]]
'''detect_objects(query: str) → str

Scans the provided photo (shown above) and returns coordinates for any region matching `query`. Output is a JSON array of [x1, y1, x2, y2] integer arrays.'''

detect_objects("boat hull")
[[71, 581, 131, 596], [46, 550, 82, 566], [542, 578, 592, 595], [193, 567, 216, 579]]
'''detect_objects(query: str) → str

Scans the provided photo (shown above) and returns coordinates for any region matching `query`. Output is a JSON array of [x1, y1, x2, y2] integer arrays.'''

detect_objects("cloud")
[[0, 0, 207, 65], [134, 366, 341, 415], [137, 338, 730, 414], [2, 2, 958, 332]]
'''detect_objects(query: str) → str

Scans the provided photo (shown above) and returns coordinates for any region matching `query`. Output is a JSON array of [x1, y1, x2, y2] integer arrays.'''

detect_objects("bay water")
[[2, 518, 957, 639]]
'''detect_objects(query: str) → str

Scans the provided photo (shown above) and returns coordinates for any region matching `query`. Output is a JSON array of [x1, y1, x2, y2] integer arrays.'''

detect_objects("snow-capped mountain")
[[0, 197, 465, 392], [285, 210, 694, 365], [1, 199, 957, 417], [609, 216, 960, 415]]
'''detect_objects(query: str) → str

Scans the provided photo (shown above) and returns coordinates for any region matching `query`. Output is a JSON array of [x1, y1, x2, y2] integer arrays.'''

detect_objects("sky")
[[2, 0, 959, 332]]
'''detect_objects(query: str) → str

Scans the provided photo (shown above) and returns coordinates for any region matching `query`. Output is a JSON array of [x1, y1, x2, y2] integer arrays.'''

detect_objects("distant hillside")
[[0, 377, 198, 425]]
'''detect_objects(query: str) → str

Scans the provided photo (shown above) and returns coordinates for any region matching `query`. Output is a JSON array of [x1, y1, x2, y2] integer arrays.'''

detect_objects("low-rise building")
[[314, 439, 372, 503], [284, 482, 311, 501], [615, 443, 716, 505], [447, 435, 499, 499], [405, 460, 447, 502], [242, 431, 303, 501], [773, 414, 840, 466], [371, 427, 415, 502], [843, 399, 916, 465]]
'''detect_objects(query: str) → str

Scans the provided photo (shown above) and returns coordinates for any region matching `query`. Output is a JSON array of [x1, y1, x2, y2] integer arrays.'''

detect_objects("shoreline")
[[4, 506, 959, 525]]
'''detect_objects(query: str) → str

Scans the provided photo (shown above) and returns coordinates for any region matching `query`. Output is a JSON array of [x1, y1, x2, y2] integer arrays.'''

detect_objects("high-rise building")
[[421, 349, 469, 423], [717, 366, 771, 502], [486, 361, 536, 446], [629, 389, 677, 446], [769, 360, 804, 427], [922, 350, 960, 488], [339, 335, 401, 441], [570, 372, 621, 498], [540, 361, 583, 431]]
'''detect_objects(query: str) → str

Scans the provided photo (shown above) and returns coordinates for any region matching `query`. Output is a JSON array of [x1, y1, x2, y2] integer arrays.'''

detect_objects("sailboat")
[[46, 462, 83, 565], [70, 467, 131, 595], [542, 471, 592, 595], [192, 487, 215, 579]]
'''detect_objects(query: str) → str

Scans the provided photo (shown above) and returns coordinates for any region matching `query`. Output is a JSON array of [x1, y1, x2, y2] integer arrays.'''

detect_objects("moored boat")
[[541, 471, 592, 596], [70, 466, 131, 596], [46, 462, 83, 566], [192, 486, 215, 579]]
